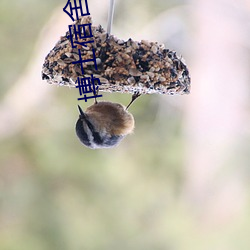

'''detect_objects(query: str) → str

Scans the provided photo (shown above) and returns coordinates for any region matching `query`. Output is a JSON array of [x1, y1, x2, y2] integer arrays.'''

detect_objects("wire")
[[107, 0, 115, 35]]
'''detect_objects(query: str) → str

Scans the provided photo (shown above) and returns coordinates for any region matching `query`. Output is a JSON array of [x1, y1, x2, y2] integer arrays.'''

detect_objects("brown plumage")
[[75, 101, 134, 149], [85, 101, 134, 136]]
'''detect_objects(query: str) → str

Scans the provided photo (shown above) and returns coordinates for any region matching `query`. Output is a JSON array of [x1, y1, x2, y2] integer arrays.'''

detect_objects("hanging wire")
[[107, 0, 115, 35]]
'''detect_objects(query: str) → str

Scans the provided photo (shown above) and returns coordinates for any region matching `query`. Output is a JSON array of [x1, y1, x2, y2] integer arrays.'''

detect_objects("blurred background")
[[1, 0, 250, 249]]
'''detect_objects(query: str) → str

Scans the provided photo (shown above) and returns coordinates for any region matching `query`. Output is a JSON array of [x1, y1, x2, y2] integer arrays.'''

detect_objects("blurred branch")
[[0, 8, 72, 139]]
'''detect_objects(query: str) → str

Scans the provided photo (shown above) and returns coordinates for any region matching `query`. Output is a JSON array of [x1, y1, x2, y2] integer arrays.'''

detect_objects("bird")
[[75, 92, 140, 149]]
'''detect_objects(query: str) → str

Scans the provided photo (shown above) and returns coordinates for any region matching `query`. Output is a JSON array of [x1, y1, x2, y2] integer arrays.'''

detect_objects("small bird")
[[75, 93, 140, 149]]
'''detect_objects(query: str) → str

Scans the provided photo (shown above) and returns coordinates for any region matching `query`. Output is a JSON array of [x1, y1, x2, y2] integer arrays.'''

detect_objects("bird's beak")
[[77, 105, 86, 119]]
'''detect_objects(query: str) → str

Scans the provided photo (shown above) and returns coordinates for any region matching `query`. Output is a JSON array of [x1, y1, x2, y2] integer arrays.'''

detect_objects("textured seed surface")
[[42, 16, 190, 95]]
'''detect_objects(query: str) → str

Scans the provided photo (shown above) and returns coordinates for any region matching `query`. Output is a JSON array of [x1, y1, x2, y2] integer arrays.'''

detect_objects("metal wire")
[[107, 0, 115, 34]]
